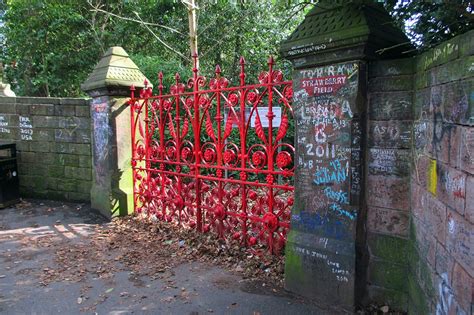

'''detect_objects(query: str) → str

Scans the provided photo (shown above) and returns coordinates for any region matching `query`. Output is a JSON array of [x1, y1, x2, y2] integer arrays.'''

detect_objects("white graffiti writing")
[[436, 273, 466, 315], [299, 63, 358, 79], [444, 173, 465, 199], [294, 246, 350, 283], [19, 116, 33, 141], [287, 43, 327, 56]]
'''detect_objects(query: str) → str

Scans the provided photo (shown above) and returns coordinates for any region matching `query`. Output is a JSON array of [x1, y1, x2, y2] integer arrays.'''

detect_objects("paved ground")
[[0, 200, 330, 315]]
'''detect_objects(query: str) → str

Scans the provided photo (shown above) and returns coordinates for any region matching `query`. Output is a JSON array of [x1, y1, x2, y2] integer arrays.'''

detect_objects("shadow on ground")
[[0, 199, 331, 315]]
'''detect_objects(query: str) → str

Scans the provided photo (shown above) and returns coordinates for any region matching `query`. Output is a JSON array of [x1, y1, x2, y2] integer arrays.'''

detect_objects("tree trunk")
[[41, 52, 50, 97], [187, 0, 199, 69]]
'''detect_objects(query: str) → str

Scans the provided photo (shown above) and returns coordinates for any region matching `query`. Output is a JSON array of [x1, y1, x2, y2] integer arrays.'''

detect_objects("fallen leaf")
[[105, 288, 114, 294], [161, 296, 174, 303]]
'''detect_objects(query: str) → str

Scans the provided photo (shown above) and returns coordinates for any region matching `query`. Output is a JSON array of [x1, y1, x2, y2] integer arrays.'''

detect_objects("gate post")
[[280, 2, 411, 310], [81, 47, 150, 218]]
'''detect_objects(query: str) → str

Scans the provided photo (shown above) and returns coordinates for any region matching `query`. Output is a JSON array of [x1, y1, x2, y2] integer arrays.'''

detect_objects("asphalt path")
[[0, 200, 330, 315]]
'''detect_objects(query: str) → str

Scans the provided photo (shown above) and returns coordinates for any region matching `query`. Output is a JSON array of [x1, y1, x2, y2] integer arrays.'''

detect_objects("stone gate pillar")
[[81, 47, 149, 218], [280, 2, 411, 310]]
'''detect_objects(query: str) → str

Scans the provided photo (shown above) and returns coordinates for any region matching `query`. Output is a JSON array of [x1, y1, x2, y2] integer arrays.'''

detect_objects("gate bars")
[[129, 56, 294, 254]]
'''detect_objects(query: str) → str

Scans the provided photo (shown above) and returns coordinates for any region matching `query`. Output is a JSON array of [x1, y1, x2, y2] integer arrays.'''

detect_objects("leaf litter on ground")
[[38, 213, 285, 289]]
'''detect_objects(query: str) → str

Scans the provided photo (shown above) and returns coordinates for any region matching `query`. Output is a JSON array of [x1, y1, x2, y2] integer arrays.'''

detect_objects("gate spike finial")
[[158, 72, 163, 95], [158, 72, 163, 86], [215, 65, 221, 76], [175, 72, 180, 82], [268, 56, 275, 66], [268, 56, 274, 83], [239, 56, 246, 86]]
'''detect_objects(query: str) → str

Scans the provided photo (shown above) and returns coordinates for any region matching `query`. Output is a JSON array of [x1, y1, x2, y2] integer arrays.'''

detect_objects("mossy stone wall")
[[0, 97, 92, 202], [367, 30, 473, 314]]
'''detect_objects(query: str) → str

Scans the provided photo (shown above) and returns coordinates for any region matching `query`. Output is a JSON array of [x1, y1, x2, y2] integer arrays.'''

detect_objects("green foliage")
[[2, 0, 101, 96], [132, 54, 191, 89], [1, 0, 304, 96], [195, 1, 303, 84], [1, 0, 472, 96], [384, 0, 473, 50]]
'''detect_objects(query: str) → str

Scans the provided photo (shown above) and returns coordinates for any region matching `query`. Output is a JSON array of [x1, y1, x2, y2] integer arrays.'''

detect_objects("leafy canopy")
[[384, 0, 473, 49], [1, 0, 304, 96], [0, 0, 472, 97]]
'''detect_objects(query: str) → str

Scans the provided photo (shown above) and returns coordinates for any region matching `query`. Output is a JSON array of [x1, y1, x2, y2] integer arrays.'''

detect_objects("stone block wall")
[[0, 97, 92, 202], [367, 30, 473, 314], [366, 57, 414, 311], [410, 31, 473, 314]]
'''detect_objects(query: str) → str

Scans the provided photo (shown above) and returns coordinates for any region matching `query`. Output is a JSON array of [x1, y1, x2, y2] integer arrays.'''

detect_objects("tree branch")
[[282, 1, 317, 27], [87, 0, 189, 62], [85, 1, 108, 54], [196, 4, 237, 37], [90, 6, 184, 35], [181, 0, 199, 10], [133, 11, 190, 62], [375, 41, 412, 55]]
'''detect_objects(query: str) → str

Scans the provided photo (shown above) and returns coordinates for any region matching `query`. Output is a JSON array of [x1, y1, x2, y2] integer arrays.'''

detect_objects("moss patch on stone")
[[406, 223, 435, 313], [367, 233, 408, 264], [369, 260, 408, 292], [284, 231, 305, 286], [407, 275, 430, 315]]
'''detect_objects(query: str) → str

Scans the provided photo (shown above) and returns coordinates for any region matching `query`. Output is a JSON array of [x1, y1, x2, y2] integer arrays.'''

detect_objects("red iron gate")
[[129, 56, 294, 254]]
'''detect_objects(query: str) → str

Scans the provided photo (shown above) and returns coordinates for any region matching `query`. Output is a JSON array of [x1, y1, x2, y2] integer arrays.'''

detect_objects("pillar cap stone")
[[280, 1, 413, 64], [81, 46, 151, 93]]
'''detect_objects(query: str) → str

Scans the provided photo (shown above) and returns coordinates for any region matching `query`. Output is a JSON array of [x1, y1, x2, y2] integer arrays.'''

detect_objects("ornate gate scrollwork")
[[129, 55, 294, 254]]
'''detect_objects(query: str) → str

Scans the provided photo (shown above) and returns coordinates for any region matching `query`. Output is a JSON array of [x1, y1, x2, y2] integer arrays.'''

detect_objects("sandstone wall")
[[0, 97, 92, 201], [367, 30, 473, 314]]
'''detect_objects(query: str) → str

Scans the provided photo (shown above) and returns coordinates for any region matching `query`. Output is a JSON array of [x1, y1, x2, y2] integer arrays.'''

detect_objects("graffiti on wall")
[[294, 245, 351, 283], [91, 96, 110, 185], [0, 115, 10, 134], [289, 61, 361, 295], [293, 62, 360, 232], [461, 128, 474, 169], [428, 159, 437, 196], [435, 272, 467, 315], [19, 116, 33, 141]]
